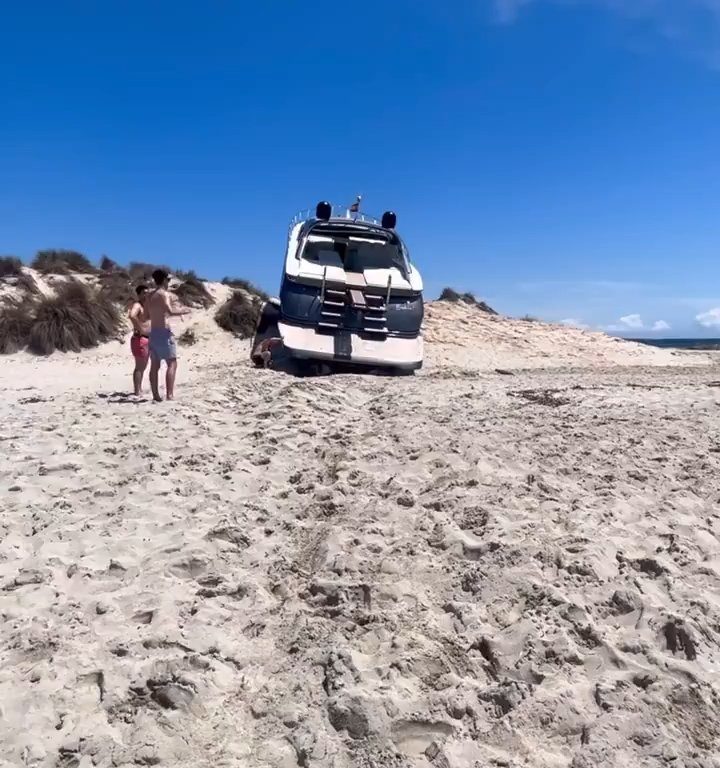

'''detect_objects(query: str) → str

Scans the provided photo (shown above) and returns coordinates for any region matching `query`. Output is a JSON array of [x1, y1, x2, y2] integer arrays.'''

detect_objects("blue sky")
[[2, 0, 720, 336]]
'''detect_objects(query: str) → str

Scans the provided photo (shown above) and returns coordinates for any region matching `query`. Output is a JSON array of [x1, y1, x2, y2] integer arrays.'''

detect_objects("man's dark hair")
[[152, 269, 169, 287], [135, 284, 147, 297]]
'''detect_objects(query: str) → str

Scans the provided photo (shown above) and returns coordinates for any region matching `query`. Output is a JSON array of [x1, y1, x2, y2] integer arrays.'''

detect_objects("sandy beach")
[[1, 298, 719, 768]]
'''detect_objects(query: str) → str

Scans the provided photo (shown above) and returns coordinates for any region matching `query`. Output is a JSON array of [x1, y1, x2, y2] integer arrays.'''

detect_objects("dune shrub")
[[127, 262, 171, 282], [100, 255, 119, 272], [221, 276, 269, 302], [27, 281, 121, 355], [32, 249, 97, 275], [439, 287, 462, 302], [16, 272, 40, 295], [0, 256, 24, 279], [173, 275, 214, 308], [0, 257, 39, 294], [439, 287, 497, 315], [98, 270, 135, 306], [175, 268, 206, 282], [215, 291, 262, 338], [0, 299, 35, 354]]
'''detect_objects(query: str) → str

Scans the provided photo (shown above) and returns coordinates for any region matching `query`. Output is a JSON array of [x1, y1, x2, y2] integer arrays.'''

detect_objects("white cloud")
[[603, 315, 671, 333], [619, 313, 644, 329], [602, 313, 645, 333], [696, 307, 720, 328], [561, 318, 590, 329]]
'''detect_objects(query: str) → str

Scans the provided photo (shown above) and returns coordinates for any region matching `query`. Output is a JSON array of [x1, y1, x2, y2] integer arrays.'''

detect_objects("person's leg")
[[166, 359, 177, 400], [164, 334, 178, 400], [149, 357, 162, 401], [132, 339, 149, 396], [131, 337, 143, 395], [133, 360, 144, 396]]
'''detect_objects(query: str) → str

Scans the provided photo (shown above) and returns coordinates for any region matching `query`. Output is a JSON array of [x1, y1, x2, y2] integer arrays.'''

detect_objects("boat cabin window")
[[302, 237, 408, 277]]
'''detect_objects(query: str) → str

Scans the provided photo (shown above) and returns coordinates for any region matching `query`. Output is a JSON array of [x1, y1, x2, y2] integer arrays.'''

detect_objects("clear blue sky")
[[2, 0, 720, 336]]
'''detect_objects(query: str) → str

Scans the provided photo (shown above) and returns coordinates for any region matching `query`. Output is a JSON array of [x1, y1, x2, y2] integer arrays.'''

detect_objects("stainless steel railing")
[[288, 205, 381, 231]]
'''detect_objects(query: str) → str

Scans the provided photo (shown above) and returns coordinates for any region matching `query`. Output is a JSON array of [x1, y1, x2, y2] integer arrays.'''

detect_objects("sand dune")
[[423, 301, 701, 371], [1, 282, 719, 767]]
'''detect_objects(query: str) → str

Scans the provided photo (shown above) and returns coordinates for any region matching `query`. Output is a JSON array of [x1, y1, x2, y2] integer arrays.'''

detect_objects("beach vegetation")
[[31, 250, 98, 275], [215, 290, 262, 338], [27, 281, 121, 355]]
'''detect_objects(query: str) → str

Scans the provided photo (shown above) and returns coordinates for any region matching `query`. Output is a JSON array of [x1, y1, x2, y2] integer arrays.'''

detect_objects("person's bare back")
[[146, 287, 175, 330]]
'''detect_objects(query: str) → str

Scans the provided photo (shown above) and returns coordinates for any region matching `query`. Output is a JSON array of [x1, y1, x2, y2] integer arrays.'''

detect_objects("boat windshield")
[[302, 237, 409, 278]]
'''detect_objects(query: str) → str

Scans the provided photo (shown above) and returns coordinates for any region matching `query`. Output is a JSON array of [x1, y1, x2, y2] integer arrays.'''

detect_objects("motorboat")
[[252, 200, 424, 373]]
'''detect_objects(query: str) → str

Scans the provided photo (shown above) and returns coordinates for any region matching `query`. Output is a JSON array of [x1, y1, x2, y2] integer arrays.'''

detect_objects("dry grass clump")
[[100, 255, 120, 272], [439, 287, 497, 315], [438, 287, 463, 302], [127, 262, 171, 282], [0, 256, 23, 279], [215, 291, 262, 338], [98, 270, 136, 306], [177, 328, 197, 346], [31, 250, 97, 275], [173, 273, 214, 308], [0, 299, 35, 354], [27, 281, 122, 355], [221, 276, 269, 302], [0, 257, 39, 295], [16, 272, 40, 295]]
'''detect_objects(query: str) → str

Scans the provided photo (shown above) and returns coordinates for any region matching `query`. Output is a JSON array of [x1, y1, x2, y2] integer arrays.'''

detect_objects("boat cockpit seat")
[[303, 243, 344, 269], [345, 243, 400, 272]]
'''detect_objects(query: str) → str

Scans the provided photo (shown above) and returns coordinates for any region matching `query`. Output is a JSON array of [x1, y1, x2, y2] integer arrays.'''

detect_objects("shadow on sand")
[[97, 391, 150, 404]]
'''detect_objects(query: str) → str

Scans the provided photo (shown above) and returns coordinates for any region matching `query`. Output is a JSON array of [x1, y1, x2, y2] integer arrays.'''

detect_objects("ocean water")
[[630, 338, 720, 350]]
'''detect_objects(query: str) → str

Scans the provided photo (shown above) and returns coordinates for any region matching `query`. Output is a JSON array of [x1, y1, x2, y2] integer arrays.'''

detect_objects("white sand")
[[1, 290, 719, 768]]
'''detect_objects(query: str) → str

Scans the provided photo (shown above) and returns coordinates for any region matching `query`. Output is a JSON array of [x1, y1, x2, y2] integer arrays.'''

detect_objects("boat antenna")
[[348, 194, 362, 219]]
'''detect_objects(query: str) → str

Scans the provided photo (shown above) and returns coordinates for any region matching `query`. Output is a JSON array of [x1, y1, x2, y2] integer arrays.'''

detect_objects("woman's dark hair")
[[135, 284, 147, 297], [152, 269, 169, 286]]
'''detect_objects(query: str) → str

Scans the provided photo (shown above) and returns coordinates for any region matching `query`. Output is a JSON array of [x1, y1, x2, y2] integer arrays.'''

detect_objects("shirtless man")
[[128, 285, 150, 396], [146, 269, 190, 402]]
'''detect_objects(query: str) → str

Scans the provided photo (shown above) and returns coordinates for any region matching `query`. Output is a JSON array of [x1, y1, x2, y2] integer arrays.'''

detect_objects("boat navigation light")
[[381, 211, 397, 229], [316, 201, 332, 221]]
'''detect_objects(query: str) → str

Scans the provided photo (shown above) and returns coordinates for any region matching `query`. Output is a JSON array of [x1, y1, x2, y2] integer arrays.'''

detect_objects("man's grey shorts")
[[149, 328, 177, 361]]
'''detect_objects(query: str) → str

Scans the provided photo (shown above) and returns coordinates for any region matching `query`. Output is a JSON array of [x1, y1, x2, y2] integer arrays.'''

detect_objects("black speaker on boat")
[[316, 201, 332, 221], [381, 211, 397, 229]]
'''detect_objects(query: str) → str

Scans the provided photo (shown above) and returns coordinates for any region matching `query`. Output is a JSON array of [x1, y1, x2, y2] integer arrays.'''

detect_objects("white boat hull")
[[278, 322, 423, 371]]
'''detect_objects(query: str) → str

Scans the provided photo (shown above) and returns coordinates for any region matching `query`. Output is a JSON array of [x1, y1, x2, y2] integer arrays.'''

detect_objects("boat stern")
[[278, 322, 423, 371]]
